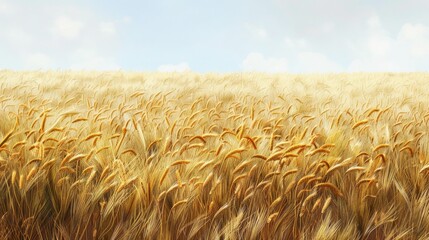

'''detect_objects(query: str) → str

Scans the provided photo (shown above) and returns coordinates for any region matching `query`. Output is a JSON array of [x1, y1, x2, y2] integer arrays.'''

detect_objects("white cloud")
[[367, 15, 382, 29], [241, 52, 288, 72], [280, 36, 343, 72], [298, 51, 341, 72], [348, 15, 429, 71], [367, 33, 393, 57], [366, 15, 393, 57], [157, 62, 191, 72], [69, 49, 119, 70], [0, 1, 122, 70], [52, 16, 83, 39], [99, 21, 116, 35], [24, 53, 52, 69], [398, 23, 429, 56]]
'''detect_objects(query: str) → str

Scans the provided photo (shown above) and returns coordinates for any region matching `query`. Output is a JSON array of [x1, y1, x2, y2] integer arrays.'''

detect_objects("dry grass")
[[0, 70, 428, 239]]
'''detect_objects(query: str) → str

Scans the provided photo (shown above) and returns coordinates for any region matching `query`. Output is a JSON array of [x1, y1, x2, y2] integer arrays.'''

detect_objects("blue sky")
[[1, 0, 429, 72]]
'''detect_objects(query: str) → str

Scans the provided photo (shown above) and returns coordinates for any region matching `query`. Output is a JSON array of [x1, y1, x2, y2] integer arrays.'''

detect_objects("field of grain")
[[1, 71, 429, 239]]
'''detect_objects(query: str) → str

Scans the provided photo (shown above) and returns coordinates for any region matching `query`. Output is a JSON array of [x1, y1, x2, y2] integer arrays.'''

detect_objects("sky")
[[1, 0, 429, 73]]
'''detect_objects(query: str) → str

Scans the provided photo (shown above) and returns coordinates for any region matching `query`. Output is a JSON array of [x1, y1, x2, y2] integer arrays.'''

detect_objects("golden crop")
[[0, 70, 428, 239]]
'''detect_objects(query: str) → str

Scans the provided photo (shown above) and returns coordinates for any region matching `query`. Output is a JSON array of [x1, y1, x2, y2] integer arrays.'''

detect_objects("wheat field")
[[1, 71, 429, 239]]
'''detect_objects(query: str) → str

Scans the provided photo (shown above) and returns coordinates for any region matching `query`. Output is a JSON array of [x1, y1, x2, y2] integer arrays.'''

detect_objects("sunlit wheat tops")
[[0, 71, 428, 239]]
